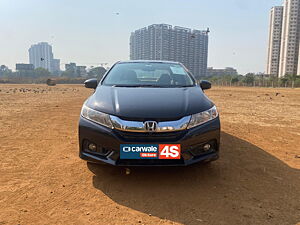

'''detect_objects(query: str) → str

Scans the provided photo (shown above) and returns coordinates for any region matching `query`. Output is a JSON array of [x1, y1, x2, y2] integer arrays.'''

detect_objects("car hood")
[[86, 85, 214, 119]]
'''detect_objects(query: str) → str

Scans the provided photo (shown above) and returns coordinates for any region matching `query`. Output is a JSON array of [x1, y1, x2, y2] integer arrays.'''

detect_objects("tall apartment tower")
[[29, 42, 54, 72], [266, 6, 284, 76], [130, 24, 209, 78], [279, 0, 300, 77]]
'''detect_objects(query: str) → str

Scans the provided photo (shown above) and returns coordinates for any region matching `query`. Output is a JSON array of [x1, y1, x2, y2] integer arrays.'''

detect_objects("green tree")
[[231, 77, 239, 84], [269, 75, 278, 87], [0, 65, 12, 77], [280, 77, 288, 87], [285, 74, 299, 88], [34, 68, 51, 78], [88, 66, 107, 80], [286, 74, 298, 81], [243, 73, 255, 85], [61, 70, 75, 78]]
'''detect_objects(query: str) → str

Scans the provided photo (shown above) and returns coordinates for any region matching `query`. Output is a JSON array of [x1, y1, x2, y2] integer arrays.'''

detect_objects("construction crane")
[[98, 63, 108, 67], [206, 27, 210, 34], [190, 27, 210, 39], [60, 62, 108, 67]]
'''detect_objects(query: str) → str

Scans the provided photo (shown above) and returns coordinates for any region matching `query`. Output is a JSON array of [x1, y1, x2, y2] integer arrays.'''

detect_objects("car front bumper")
[[78, 117, 220, 166]]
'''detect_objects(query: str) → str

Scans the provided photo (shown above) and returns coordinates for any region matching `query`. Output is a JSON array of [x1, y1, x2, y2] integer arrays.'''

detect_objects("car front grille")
[[110, 115, 191, 133], [114, 130, 186, 142]]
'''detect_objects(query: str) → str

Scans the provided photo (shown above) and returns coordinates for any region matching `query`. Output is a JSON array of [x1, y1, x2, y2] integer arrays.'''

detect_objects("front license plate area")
[[120, 144, 181, 160]]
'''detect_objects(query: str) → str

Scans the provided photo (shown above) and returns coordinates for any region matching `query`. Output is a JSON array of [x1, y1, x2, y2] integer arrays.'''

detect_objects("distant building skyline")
[[1, 0, 283, 75], [130, 24, 209, 77], [65, 62, 87, 77]]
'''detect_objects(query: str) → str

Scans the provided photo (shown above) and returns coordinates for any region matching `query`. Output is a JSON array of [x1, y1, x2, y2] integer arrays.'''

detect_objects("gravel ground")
[[0, 84, 299, 225]]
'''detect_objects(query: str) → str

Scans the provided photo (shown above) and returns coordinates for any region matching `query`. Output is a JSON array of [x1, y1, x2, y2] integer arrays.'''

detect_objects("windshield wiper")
[[112, 84, 162, 88], [175, 85, 195, 87], [112, 84, 195, 88], [112, 84, 140, 87]]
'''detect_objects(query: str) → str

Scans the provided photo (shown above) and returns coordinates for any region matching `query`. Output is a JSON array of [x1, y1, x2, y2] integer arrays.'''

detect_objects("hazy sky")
[[0, 0, 282, 74]]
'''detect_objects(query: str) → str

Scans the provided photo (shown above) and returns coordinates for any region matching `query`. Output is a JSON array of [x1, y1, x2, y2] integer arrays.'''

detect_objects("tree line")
[[0, 65, 107, 84], [204, 73, 300, 88]]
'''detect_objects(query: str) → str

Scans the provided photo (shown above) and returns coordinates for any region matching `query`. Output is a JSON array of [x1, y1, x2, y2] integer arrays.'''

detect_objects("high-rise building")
[[130, 24, 209, 77], [28, 42, 60, 73], [267, 0, 300, 77], [29, 42, 53, 72], [279, 0, 300, 77], [266, 6, 284, 76]]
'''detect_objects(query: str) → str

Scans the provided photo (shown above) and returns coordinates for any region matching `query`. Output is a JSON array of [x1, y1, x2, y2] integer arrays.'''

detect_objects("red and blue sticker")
[[120, 144, 181, 159]]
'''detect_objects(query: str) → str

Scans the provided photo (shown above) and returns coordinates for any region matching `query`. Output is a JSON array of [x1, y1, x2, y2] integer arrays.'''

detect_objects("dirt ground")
[[0, 84, 299, 225]]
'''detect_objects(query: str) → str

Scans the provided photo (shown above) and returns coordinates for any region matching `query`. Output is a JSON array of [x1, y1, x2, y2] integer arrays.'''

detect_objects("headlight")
[[81, 104, 113, 128], [187, 105, 218, 129]]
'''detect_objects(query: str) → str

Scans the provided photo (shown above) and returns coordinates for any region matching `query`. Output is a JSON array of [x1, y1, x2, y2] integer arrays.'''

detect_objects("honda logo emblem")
[[144, 121, 158, 132]]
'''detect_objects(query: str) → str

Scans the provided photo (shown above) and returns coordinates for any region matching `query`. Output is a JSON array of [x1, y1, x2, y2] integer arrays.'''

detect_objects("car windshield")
[[102, 62, 195, 87]]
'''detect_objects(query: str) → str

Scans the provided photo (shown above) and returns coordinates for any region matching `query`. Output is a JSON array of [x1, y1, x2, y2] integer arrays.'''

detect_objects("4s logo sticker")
[[159, 144, 181, 159]]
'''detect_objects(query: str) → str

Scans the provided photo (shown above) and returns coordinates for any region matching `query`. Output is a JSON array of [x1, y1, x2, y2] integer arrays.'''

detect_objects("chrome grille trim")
[[110, 115, 191, 133]]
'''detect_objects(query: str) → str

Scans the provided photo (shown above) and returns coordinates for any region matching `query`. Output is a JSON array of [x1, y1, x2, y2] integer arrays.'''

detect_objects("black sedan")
[[79, 60, 220, 166]]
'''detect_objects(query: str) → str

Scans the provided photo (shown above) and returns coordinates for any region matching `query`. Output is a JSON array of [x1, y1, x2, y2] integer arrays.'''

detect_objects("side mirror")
[[200, 80, 211, 90], [84, 78, 98, 89]]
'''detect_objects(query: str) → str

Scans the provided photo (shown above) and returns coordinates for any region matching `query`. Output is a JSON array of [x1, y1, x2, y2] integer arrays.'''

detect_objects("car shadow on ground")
[[87, 132, 300, 225]]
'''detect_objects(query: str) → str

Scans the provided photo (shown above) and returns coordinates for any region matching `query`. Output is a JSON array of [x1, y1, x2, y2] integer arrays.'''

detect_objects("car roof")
[[117, 60, 181, 64]]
